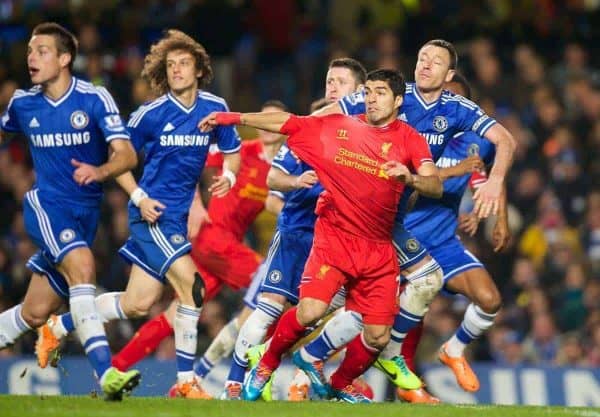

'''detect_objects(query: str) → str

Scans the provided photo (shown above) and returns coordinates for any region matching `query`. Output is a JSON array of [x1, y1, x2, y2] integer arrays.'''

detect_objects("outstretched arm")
[[199, 111, 292, 134]]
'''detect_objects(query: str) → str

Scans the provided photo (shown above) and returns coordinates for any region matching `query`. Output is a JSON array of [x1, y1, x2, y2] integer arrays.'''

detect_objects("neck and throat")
[[43, 71, 72, 101]]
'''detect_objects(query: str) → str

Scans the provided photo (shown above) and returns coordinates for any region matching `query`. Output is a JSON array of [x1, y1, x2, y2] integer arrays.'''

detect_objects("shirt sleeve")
[[452, 94, 497, 137], [126, 106, 151, 152], [280, 115, 324, 168], [271, 144, 298, 174], [338, 91, 366, 116], [213, 100, 241, 153], [93, 86, 130, 143], [406, 128, 434, 172], [0, 92, 23, 133]]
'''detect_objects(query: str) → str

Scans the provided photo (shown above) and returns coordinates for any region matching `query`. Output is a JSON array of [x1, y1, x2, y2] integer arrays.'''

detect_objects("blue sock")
[[194, 356, 214, 378], [226, 352, 247, 383]]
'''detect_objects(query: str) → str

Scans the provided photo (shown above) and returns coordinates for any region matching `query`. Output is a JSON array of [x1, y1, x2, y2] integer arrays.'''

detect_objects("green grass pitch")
[[1, 396, 598, 417]]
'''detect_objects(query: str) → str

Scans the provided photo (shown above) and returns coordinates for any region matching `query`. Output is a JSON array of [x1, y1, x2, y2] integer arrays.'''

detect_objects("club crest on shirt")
[[433, 115, 448, 133], [381, 142, 393, 158], [70, 110, 89, 129], [60, 228, 75, 243], [336, 129, 348, 140], [406, 238, 420, 253], [269, 270, 282, 283], [170, 234, 185, 245], [468, 143, 480, 156], [317, 264, 331, 279]]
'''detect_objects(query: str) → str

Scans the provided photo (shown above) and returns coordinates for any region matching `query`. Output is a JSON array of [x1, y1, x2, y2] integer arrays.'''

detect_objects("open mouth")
[[29, 67, 40, 76]]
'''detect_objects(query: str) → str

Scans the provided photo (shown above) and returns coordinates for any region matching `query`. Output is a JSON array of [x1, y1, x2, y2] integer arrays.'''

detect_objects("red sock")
[[112, 313, 174, 370], [401, 321, 423, 373], [261, 307, 306, 370], [330, 333, 379, 390]]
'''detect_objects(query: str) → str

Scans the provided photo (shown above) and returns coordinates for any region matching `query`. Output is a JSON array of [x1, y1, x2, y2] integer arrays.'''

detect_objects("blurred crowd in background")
[[0, 0, 599, 370]]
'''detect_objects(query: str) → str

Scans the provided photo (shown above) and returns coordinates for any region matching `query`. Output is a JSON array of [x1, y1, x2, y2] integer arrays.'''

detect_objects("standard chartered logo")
[[334, 147, 381, 176]]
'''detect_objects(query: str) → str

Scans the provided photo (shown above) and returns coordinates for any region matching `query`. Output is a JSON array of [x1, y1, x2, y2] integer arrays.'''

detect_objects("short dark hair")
[[329, 58, 367, 85], [261, 99, 288, 112], [423, 39, 458, 70], [366, 69, 406, 97], [448, 72, 472, 99], [32, 22, 78, 71]]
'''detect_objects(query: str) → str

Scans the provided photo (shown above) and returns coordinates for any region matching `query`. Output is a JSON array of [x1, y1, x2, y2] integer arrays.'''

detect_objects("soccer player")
[[220, 58, 367, 400], [110, 100, 287, 397], [398, 73, 508, 398], [0, 22, 139, 400], [34, 29, 241, 399], [200, 69, 443, 403], [299, 72, 509, 402], [310, 39, 516, 391]]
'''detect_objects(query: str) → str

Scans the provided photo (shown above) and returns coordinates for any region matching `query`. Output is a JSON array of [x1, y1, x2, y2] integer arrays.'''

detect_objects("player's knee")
[[192, 272, 205, 308], [363, 327, 390, 351], [402, 261, 444, 314], [65, 258, 96, 285], [297, 299, 328, 327], [20, 304, 50, 328], [475, 288, 502, 314]]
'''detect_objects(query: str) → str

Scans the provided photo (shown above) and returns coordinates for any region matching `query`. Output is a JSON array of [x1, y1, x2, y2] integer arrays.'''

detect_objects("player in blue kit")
[[0, 22, 140, 400], [34, 29, 241, 399], [303, 40, 516, 393], [219, 58, 367, 400], [399, 73, 508, 395]]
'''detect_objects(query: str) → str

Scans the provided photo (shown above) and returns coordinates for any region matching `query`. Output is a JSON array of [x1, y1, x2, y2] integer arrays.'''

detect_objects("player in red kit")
[[199, 69, 443, 403], [110, 101, 287, 389]]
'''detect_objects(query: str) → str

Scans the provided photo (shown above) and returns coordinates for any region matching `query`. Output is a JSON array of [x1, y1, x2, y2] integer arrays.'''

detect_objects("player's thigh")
[[21, 273, 65, 328], [446, 267, 501, 313], [57, 246, 96, 286], [120, 265, 165, 317], [165, 254, 200, 301]]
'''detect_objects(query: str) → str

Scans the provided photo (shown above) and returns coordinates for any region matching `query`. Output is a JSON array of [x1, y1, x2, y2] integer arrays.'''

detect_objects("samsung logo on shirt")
[[30, 132, 91, 147], [159, 134, 210, 147]]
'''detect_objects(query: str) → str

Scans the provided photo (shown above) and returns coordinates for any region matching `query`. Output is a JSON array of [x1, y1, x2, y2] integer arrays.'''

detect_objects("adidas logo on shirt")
[[29, 117, 40, 128], [163, 122, 175, 132]]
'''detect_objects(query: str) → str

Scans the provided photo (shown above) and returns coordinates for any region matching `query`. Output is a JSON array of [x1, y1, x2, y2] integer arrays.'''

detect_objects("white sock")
[[175, 304, 201, 383], [301, 310, 363, 362], [95, 292, 127, 321], [0, 304, 32, 349], [70, 284, 112, 380], [446, 303, 497, 357], [233, 298, 283, 363]]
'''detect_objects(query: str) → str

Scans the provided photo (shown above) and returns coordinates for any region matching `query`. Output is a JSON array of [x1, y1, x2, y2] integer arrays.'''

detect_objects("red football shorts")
[[191, 223, 263, 301], [299, 218, 400, 325]]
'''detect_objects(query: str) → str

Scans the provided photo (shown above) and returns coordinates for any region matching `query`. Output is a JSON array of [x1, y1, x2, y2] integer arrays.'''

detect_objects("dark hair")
[[448, 72, 472, 99], [142, 29, 213, 96], [329, 58, 367, 85], [366, 69, 406, 97], [261, 99, 288, 112], [422, 39, 458, 70], [32, 22, 78, 71]]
